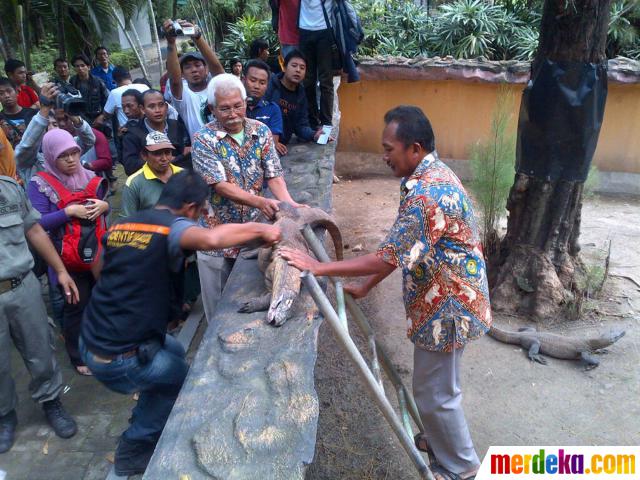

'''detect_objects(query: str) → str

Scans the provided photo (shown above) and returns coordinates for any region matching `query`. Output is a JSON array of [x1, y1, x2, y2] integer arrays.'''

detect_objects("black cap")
[[180, 52, 205, 68]]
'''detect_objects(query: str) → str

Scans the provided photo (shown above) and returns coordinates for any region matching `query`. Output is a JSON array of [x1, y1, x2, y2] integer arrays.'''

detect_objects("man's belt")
[[0, 271, 29, 295], [90, 348, 138, 363]]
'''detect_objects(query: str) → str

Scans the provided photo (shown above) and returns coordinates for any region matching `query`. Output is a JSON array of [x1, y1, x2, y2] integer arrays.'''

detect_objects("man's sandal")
[[431, 464, 477, 480], [413, 433, 437, 465]]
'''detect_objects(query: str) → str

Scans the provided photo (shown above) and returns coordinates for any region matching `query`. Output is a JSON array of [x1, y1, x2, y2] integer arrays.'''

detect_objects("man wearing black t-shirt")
[[265, 50, 321, 155], [0, 77, 37, 148], [79, 171, 280, 476]]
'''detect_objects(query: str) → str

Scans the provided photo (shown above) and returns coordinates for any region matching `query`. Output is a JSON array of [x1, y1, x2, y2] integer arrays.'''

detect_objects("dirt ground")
[[307, 169, 640, 480]]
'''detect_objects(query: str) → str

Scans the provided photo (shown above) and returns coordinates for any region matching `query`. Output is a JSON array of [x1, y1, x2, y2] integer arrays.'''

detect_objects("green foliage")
[[110, 49, 141, 71], [29, 35, 59, 76], [351, 0, 639, 61], [355, 0, 433, 57], [583, 164, 600, 198], [429, 0, 502, 58], [152, 0, 173, 26], [218, 15, 278, 61], [469, 86, 516, 253], [608, 0, 640, 59], [178, 0, 268, 46]]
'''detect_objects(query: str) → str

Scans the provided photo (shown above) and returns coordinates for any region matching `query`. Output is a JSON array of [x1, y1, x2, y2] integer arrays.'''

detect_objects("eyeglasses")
[[57, 154, 78, 163], [216, 103, 245, 116]]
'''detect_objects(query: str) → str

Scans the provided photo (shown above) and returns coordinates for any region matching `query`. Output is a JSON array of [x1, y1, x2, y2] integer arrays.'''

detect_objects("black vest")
[[82, 208, 180, 355]]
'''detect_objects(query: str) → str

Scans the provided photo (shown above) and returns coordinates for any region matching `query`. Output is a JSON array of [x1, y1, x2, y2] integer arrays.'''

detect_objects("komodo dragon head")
[[247, 202, 343, 327], [587, 330, 626, 351]]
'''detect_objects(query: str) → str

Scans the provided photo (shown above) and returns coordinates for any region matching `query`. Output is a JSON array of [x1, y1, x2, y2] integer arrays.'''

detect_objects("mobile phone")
[[316, 125, 333, 145], [182, 26, 196, 36]]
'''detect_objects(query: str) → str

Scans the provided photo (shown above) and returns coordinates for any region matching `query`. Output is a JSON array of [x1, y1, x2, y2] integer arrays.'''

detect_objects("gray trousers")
[[413, 346, 480, 474], [196, 253, 235, 324], [0, 272, 63, 416]]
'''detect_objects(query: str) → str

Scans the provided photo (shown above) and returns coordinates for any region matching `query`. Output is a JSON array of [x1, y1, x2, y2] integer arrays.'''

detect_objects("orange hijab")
[[0, 129, 17, 179]]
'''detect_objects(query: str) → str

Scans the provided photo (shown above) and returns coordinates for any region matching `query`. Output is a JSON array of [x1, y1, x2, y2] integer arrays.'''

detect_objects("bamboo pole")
[[146, 0, 164, 84], [301, 272, 432, 480], [108, 5, 150, 79], [301, 224, 424, 431]]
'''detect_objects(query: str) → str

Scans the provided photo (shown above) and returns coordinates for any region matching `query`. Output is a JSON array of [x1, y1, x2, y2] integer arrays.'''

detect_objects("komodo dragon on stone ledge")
[[239, 202, 343, 326], [488, 325, 625, 369]]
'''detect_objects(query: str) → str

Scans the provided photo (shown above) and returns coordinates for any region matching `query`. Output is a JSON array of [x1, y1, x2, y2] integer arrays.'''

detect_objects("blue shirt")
[[246, 99, 283, 137], [91, 64, 116, 90]]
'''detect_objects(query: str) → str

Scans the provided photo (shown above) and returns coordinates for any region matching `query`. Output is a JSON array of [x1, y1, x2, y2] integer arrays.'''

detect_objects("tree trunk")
[[0, 21, 14, 60], [131, 24, 149, 65], [16, 5, 29, 67], [490, 0, 611, 321], [56, 0, 66, 59], [23, 0, 33, 69], [146, 0, 164, 84], [108, 5, 150, 79]]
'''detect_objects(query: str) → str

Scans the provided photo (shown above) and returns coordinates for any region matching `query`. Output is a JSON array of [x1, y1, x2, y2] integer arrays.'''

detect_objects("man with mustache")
[[280, 106, 491, 480], [192, 73, 302, 324]]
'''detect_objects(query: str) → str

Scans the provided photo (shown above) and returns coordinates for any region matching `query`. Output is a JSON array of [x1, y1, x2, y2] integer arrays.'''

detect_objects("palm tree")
[[146, 0, 164, 83]]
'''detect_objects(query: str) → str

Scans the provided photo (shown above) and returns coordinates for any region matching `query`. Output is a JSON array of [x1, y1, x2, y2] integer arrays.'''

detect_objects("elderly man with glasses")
[[192, 73, 303, 323]]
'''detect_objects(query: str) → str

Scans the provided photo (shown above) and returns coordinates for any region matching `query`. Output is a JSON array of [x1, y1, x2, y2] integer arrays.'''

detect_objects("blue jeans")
[[79, 335, 188, 444]]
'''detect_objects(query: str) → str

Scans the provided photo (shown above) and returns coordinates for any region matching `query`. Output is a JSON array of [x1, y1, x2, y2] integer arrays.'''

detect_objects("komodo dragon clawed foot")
[[239, 293, 271, 313], [580, 352, 599, 370], [527, 342, 547, 365]]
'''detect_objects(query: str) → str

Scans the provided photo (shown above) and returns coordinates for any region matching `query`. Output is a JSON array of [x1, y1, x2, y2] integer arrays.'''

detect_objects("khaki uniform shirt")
[[0, 175, 41, 279]]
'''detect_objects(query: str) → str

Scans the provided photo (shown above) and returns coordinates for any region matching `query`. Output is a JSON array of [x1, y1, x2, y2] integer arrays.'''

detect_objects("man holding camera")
[[14, 83, 96, 184], [163, 19, 225, 138]]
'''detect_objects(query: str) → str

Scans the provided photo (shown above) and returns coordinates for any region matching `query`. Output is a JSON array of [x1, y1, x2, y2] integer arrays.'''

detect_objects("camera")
[[168, 20, 195, 37], [53, 80, 86, 116]]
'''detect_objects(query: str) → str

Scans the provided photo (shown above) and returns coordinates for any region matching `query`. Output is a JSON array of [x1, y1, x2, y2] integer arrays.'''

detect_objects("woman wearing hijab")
[[27, 129, 109, 375]]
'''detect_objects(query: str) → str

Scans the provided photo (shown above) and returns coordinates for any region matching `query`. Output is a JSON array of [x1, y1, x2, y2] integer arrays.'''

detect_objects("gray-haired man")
[[191, 73, 302, 323]]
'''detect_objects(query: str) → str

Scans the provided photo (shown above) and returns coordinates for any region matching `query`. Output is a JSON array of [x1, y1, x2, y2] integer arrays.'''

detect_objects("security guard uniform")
[[0, 175, 63, 416]]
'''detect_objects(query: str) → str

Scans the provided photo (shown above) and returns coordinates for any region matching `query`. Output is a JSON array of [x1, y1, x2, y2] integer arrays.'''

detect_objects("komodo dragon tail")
[[487, 325, 522, 345], [300, 209, 344, 260]]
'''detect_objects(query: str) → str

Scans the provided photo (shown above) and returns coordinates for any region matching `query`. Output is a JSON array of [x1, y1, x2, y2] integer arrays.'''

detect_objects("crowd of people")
[[0, 3, 490, 480]]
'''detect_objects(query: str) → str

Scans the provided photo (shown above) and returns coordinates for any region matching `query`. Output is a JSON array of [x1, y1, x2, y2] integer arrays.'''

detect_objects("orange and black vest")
[[82, 208, 182, 356]]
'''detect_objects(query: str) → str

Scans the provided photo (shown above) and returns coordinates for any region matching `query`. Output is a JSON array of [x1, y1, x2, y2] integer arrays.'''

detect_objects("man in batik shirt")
[[281, 105, 490, 480], [192, 73, 302, 323]]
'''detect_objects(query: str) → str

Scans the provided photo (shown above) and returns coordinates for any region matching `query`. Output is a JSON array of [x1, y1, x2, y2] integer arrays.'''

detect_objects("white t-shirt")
[[103, 83, 149, 127], [299, 0, 333, 31], [171, 84, 213, 139]]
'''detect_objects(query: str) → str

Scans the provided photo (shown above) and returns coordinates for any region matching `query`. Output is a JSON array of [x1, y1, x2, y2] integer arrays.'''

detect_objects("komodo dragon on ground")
[[488, 325, 625, 369], [239, 202, 343, 326]]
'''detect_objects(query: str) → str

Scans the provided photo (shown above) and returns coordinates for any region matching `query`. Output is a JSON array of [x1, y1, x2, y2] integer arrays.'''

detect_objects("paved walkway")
[[1, 313, 136, 480]]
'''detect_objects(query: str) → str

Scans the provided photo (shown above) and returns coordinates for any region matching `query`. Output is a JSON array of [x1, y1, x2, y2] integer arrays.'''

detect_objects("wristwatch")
[[39, 95, 53, 107]]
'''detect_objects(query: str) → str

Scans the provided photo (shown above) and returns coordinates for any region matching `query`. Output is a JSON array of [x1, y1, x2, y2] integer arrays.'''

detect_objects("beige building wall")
[[337, 79, 640, 174]]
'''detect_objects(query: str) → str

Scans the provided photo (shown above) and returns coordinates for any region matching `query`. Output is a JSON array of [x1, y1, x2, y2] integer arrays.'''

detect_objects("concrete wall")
[[103, 7, 153, 49], [337, 78, 640, 174]]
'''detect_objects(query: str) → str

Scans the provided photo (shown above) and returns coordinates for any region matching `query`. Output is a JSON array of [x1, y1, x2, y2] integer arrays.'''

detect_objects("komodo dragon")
[[488, 325, 625, 369], [239, 202, 343, 326]]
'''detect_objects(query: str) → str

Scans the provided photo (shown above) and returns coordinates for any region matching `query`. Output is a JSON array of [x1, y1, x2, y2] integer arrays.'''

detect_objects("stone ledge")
[[356, 56, 640, 85], [144, 140, 337, 479]]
